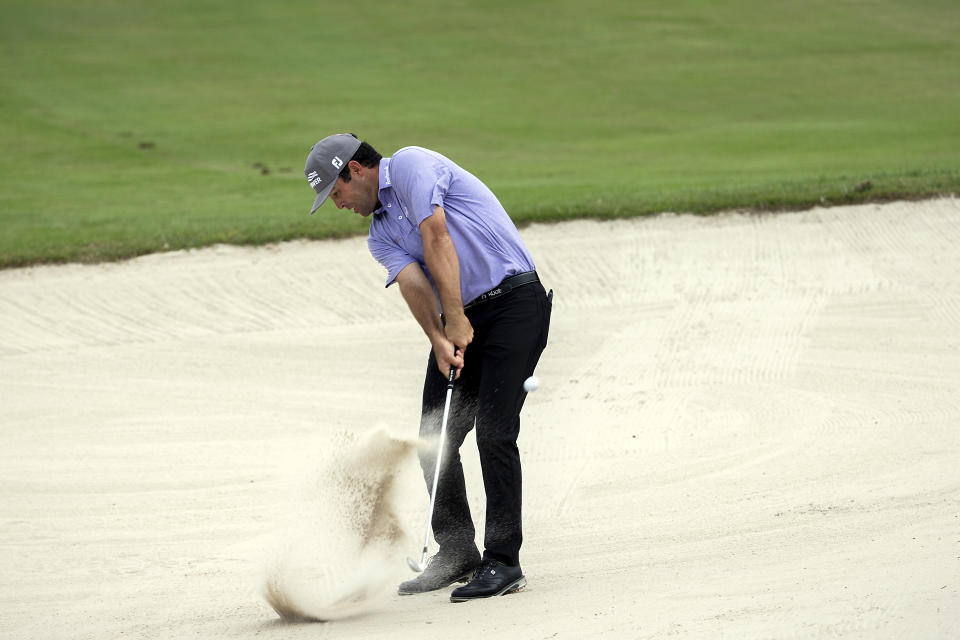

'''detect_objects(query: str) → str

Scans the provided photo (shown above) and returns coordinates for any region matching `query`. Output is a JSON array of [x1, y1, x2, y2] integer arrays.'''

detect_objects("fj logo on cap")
[[332, 156, 344, 170], [307, 171, 322, 189]]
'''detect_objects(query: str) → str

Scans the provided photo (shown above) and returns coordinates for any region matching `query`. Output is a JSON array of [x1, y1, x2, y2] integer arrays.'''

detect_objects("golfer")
[[304, 133, 552, 602]]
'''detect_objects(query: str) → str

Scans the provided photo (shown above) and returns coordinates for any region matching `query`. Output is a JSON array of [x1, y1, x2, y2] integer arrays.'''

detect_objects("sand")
[[1, 198, 958, 638]]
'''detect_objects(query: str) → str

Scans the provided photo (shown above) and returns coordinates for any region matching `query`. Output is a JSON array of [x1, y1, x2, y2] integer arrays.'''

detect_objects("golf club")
[[407, 364, 457, 573]]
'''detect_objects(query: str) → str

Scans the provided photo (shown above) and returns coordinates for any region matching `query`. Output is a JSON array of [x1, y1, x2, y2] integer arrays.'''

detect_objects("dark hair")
[[339, 136, 382, 182]]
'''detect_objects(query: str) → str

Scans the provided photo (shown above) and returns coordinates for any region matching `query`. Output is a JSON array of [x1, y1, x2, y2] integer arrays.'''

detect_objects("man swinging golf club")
[[304, 134, 552, 602]]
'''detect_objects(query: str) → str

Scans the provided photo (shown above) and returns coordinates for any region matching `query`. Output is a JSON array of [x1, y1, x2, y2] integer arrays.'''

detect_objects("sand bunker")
[[1, 198, 958, 639]]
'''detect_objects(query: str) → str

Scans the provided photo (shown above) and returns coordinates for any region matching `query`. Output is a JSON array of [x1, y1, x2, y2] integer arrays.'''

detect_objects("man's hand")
[[437, 311, 472, 379], [443, 312, 474, 357], [431, 334, 465, 379]]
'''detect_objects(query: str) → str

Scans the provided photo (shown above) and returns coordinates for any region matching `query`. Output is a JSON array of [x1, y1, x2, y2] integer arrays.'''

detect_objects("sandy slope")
[[1, 199, 958, 639]]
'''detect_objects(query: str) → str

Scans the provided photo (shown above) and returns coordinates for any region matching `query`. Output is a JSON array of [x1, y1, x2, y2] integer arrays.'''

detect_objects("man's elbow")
[[395, 262, 423, 288], [420, 208, 451, 246], [422, 227, 451, 251]]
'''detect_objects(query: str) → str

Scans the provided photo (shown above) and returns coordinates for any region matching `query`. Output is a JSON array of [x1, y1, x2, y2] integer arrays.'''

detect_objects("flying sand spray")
[[262, 427, 416, 622]]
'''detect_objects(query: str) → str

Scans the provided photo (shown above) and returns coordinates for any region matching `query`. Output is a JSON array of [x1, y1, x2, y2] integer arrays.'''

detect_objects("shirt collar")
[[374, 158, 392, 216]]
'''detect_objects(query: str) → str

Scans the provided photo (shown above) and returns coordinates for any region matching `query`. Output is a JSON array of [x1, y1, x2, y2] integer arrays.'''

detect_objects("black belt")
[[463, 271, 540, 311]]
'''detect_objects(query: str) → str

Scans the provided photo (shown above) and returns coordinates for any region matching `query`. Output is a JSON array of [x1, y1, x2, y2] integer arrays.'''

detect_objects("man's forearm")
[[420, 206, 465, 317], [416, 205, 473, 365], [397, 263, 445, 344], [396, 261, 466, 377]]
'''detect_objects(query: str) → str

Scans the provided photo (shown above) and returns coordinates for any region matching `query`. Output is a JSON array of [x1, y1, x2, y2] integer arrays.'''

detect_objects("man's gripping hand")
[[431, 334, 466, 380], [443, 312, 473, 360]]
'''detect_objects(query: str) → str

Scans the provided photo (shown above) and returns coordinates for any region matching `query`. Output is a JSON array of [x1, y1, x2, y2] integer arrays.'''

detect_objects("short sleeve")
[[389, 150, 453, 225], [367, 235, 416, 288]]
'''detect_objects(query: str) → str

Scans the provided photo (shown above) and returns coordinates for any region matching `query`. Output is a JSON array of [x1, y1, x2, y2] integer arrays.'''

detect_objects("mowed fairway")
[[1, 0, 959, 266]]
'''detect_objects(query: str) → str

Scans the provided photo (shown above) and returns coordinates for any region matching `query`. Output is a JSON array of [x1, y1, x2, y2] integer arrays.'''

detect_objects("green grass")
[[1, 0, 958, 267]]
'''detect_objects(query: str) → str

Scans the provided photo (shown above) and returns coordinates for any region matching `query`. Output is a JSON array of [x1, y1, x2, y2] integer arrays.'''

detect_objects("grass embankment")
[[1, 0, 958, 268]]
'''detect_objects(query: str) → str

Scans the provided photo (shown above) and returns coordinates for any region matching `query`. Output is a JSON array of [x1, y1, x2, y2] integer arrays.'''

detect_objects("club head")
[[406, 556, 424, 573]]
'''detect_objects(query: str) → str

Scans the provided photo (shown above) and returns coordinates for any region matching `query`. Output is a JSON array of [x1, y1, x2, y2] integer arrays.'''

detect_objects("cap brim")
[[309, 181, 335, 215]]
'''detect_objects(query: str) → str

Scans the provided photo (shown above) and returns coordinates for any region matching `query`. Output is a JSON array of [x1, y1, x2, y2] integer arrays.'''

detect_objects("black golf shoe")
[[397, 550, 481, 595], [449, 558, 526, 602]]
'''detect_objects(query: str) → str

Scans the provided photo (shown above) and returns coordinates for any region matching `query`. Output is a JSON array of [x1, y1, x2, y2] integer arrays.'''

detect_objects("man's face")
[[328, 166, 378, 217]]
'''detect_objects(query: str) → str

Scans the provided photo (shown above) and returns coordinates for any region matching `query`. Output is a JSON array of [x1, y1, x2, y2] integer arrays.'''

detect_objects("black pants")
[[419, 281, 552, 567]]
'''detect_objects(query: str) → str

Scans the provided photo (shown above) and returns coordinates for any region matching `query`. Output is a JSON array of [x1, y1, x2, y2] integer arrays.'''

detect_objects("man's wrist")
[[445, 305, 468, 321], [429, 328, 450, 348]]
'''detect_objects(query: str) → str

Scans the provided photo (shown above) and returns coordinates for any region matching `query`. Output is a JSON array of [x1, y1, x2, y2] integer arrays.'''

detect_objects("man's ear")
[[348, 160, 364, 177]]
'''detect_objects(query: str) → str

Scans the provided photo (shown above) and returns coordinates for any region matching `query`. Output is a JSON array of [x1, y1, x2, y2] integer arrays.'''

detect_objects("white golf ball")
[[523, 375, 540, 392]]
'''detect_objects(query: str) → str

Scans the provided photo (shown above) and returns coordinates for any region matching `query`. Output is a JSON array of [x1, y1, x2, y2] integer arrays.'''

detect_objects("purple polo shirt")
[[367, 146, 535, 311]]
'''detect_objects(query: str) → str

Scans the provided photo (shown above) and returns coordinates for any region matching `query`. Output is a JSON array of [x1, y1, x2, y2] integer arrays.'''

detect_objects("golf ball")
[[523, 375, 540, 392]]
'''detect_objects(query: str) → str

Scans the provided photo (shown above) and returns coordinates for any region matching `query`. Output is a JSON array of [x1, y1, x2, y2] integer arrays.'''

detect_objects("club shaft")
[[418, 367, 456, 567]]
